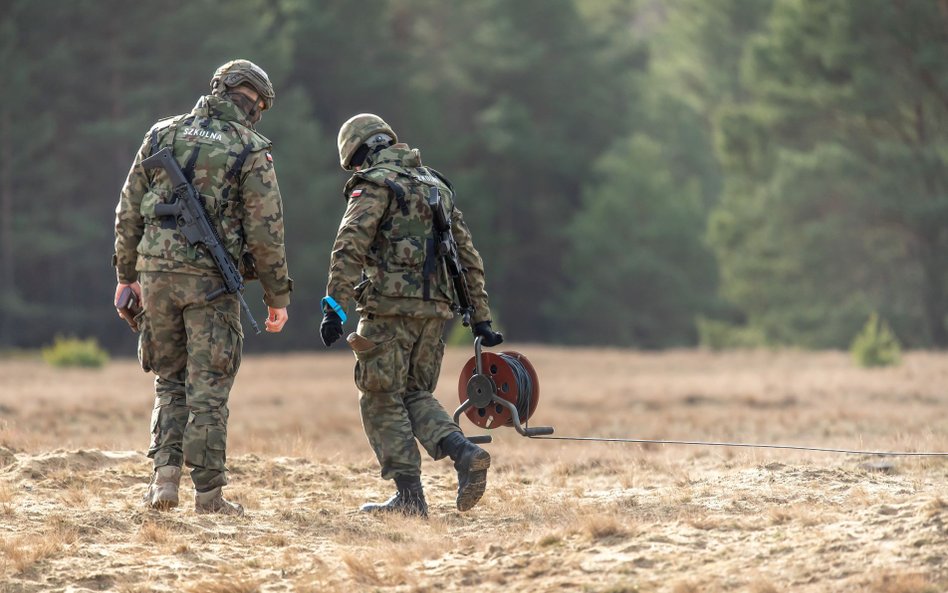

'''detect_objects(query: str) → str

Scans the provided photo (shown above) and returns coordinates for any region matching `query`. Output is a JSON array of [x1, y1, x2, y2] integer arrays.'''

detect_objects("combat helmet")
[[337, 113, 397, 170], [210, 59, 275, 110]]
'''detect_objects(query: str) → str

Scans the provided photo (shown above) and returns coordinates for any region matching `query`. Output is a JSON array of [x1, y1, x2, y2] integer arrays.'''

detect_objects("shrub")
[[850, 313, 901, 368], [42, 336, 109, 368], [696, 317, 767, 351]]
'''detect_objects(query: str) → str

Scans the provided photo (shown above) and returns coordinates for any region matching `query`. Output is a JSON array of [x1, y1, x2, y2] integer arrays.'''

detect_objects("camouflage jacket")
[[113, 95, 292, 308], [326, 144, 491, 322]]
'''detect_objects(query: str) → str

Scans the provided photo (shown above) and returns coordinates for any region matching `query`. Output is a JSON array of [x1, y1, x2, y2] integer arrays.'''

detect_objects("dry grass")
[[0, 482, 14, 518], [582, 511, 634, 541], [137, 519, 175, 545], [183, 575, 262, 593], [0, 532, 63, 574], [0, 348, 946, 592], [870, 573, 940, 593]]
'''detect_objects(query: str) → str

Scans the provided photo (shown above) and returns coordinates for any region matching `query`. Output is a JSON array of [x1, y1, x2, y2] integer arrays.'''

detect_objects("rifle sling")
[[182, 146, 201, 184], [422, 237, 435, 301]]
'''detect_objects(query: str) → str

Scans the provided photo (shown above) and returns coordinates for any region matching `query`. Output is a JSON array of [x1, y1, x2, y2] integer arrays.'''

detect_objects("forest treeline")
[[1, 0, 946, 353]]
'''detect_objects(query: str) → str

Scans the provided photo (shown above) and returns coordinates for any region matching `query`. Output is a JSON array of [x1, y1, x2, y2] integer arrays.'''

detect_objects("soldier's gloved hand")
[[320, 309, 344, 347], [472, 321, 504, 347]]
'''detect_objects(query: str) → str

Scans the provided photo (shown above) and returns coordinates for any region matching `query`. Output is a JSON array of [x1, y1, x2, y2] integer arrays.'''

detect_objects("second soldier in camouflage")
[[321, 114, 504, 517]]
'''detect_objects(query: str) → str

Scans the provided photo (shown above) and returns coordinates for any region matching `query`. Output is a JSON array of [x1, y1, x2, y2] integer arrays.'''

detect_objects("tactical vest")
[[349, 162, 456, 305], [137, 98, 270, 275]]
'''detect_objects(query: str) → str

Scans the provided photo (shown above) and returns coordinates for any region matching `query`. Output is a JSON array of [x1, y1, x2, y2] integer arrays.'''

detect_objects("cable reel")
[[449, 341, 948, 458], [453, 336, 554, 444]]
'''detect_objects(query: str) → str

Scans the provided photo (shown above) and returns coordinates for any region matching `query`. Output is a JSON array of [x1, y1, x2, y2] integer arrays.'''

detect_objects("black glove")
[[472, 321, 504, 347], [320, 309, 344, 347]]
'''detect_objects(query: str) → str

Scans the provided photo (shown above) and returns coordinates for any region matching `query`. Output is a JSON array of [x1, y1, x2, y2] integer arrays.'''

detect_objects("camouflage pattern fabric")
[[138, 271, 241, 491], [354, 315, 460, 479], [114, 94, 292, 308], [325, 144, 491, 323]]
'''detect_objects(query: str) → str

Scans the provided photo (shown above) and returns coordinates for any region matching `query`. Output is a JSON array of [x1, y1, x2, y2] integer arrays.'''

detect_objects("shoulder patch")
[[266, 152, 273, 162], [350, 189, 363, 198]]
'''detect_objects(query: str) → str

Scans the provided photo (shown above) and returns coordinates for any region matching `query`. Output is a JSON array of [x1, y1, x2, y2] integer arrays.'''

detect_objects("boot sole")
[[457, 449, 491, 512]]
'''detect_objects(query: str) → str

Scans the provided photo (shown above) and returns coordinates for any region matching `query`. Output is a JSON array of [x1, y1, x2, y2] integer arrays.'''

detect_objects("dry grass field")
[[0, 346, 946, 592]]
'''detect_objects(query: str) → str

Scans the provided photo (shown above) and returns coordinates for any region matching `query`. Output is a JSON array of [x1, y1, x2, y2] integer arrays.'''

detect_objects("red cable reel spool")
[[453, 337, 553, 443]]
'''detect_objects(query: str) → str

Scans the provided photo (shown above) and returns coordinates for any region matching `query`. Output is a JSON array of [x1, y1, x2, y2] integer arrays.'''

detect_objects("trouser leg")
[[356, 316, 420, 480], [139, 272, 189, 470], [404, 317, 459, 459], [180, 276, 242, 491], [147, 379, 189, 468]]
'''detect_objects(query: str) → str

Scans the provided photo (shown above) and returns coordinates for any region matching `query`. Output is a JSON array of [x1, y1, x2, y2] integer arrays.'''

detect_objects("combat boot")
[[194, 486, 244, 516], [142, 465, 181, 510], [440, 431, 491, 511], [360, 475, 428, 518]]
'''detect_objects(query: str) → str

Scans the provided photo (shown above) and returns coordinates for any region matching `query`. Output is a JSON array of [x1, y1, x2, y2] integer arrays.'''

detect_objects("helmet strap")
[[349, 144, 371, 169]]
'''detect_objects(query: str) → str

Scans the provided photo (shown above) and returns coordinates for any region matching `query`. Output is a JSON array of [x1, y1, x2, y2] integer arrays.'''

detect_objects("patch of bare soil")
[[0, 348, 946, 592]]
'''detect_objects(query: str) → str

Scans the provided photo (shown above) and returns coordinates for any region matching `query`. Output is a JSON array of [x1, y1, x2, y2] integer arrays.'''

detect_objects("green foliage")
[[553, 134, 718, 348], [42, 336, 109, 369], [696, 317, 767, 351], [850, 313, 901, 368], [2, 0, 947, 352], [708, 0, 948, 348], [447, 321, 474, 348]]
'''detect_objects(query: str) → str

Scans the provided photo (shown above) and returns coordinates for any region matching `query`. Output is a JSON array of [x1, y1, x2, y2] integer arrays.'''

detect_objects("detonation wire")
[[527, 435, 948, 457], [487, 350, 948, 456]]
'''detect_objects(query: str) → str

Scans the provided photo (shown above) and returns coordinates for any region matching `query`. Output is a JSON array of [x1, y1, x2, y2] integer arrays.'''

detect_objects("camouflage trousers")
[[353, 315, 460, 480], [137, 271, 243, 491]]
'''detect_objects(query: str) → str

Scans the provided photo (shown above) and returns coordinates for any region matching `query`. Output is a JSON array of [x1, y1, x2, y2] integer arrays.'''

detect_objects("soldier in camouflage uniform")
[[320, 113, 504, 518], [113, 59, 293, 516]]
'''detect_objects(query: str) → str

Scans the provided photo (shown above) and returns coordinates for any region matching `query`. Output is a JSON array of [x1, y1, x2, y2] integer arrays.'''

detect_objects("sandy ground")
[[0, 346, 946, 592]]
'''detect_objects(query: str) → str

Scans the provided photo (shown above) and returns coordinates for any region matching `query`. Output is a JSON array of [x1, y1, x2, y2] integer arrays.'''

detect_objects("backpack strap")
[[384, 178, 410, 216]]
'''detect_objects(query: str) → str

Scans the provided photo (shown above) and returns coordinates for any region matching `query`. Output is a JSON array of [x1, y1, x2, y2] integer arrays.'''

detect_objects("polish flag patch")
[[350, 189, 363, 198], [266, 152, 273, 162]]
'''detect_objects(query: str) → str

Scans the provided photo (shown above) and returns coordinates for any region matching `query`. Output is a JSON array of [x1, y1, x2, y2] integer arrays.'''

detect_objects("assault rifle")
[[428, 186, 474, 326], [141, 147, 261, 334]]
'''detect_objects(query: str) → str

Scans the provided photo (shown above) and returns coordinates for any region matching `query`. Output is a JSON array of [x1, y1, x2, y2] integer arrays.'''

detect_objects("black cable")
[[498, 353, 533, 422]]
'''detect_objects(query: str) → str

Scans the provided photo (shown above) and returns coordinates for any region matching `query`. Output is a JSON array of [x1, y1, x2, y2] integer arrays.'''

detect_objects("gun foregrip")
[[206, 286, 226, 301]]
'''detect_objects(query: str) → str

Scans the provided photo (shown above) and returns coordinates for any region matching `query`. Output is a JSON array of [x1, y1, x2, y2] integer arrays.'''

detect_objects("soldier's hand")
[[472, 321, 504, 347], [320, 310, 344, 347], [114, 281, 142, 315], [265, 307, 288, 333]]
